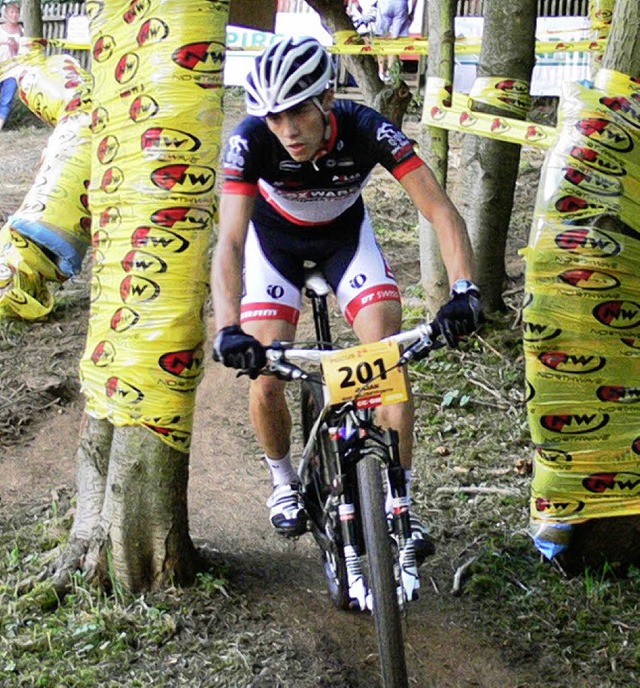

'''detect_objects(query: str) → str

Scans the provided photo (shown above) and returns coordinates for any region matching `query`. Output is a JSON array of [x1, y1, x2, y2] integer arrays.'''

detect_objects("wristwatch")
[[451, 279, 480, 296]]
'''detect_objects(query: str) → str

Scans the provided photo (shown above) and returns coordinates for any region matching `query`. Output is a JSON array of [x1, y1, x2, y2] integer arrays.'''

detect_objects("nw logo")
[[121, 250, 167, 274], [568, 145, 625, 176], [583, 472, 640, 495], [130, 95, 159, 123], [131, 226, 189, 253], [110, 307, 140, 332], [558, 268, 620, 291], [106, 377, 144, 404], [141, 127, 201, 152], [91, 340, 116, 367], [143, 423, 191, 447], [536, 446, 573, 464], [97, 135, 120, 165], [123, 0, 151, 23], [562, 165, 621, 197], [150, 206, 212, 230], [99, 206, 121, 228], [538, 351, 606, 374], [93, 35, 115, 62], [159, 349, 203, 379], [596, 385, 640, 403], [554, 227, 620, 257], [100, 167, 124, 194], [592, 300, 640, 329], [575, 117, 633, 152], [522, 320, 562, 342], [541, 413, 610, 434], [172, 41, 225, 73], [599, 96, 640, 130], [555, 195, 605, 216], [137, 18, 169, 46], [535, 497, 585, 515], [120, 275, 161, 304], [151, 164, 215, 194], [115, 53, 140, 84]]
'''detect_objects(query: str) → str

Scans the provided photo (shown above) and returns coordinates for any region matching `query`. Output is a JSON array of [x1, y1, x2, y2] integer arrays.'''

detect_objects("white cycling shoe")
[[267, 483, 306, 537]]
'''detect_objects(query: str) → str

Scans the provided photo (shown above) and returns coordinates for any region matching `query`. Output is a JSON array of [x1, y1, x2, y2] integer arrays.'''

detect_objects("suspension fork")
[[329, 426, 371, 611], [385, 428, 420, 602]]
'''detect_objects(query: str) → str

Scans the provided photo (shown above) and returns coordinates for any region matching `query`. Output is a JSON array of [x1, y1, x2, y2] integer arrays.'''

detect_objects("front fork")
[[385, 428, 420, 603], [330, 427, 372, 611], [331, 424, 420, 608]]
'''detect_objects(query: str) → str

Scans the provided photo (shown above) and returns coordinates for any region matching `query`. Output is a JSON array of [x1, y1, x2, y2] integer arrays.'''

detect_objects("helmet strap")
[[312, 96, 332, 143]]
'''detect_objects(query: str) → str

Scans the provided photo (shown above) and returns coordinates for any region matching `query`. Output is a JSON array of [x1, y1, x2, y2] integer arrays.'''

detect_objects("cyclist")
[[211, 36, 481, 559]]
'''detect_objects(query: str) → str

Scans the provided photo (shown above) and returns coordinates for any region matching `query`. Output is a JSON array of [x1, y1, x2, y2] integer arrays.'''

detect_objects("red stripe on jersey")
[[222, 180, 258, 196], [392, 155, 424, 181], [344, 284, 401, 325], [241, 302, 300, 326]]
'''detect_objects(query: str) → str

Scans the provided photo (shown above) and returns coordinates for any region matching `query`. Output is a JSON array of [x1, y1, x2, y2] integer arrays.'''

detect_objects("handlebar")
[[262, 320, 443, 382]]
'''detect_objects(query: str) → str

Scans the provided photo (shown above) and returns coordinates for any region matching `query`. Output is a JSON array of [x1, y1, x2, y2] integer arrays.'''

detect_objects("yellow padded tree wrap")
[[79, 0, 228, 452], [522, 69, 640, 526]]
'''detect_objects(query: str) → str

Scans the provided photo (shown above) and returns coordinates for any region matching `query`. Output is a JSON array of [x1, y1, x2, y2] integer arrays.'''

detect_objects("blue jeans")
[[0, 77, 18, 121]]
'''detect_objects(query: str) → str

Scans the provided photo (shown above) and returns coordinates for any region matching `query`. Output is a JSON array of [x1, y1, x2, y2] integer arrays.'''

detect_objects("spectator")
[[374, 0, 415, 83], [0, 0, 23, 131]]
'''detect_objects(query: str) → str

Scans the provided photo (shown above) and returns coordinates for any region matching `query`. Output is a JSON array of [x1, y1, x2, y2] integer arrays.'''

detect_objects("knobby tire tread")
[[357, 455, 408, 688]]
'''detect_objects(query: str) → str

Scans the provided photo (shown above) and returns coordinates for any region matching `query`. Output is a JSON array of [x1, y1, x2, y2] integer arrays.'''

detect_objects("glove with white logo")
[[213, 325, 266, 378], [435, 279, 483, 347]]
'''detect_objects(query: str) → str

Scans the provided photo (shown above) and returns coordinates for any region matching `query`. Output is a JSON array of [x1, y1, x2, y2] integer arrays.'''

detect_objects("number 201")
[[338, 358, 387, 388]]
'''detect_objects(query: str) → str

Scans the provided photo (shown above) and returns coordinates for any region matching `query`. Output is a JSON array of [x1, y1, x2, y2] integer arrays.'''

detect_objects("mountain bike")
[[260, 266, 442, 688]]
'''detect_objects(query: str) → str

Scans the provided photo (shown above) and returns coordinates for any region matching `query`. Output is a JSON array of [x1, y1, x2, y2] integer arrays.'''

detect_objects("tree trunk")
[[418, 0, 456, 313], [553, 0, 640, 576], [599, 0, 640, 75], [19, 0, 42, 37], [304, 0, 413, 125], [458, 0, 537, 313], [53, 0, 227, 595]]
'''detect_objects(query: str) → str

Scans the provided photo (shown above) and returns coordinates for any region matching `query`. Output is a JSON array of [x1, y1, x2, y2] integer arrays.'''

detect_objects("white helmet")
[[245, 36, 333, 117]]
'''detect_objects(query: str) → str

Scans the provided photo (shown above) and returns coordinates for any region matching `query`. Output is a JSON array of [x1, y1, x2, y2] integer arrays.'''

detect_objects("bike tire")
[[300, 375, 350, 610], [357, 454, 408, 688]]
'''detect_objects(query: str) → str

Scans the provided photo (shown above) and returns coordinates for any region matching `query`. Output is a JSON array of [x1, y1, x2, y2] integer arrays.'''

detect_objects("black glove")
[[212, 325, 266, 378], [435, 279, 483, 348]]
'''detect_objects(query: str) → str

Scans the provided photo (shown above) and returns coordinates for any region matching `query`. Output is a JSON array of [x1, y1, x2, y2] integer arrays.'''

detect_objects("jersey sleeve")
[[220, 117, 262, 197], [357, 104, 424, 180]]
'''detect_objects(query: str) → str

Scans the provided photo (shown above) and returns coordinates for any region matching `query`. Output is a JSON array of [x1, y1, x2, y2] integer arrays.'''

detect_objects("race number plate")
[[321, 340, 409, 409]]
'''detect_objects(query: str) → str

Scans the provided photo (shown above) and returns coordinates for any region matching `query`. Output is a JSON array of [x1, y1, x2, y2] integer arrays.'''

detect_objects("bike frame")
[[263, 268, 440, 688]]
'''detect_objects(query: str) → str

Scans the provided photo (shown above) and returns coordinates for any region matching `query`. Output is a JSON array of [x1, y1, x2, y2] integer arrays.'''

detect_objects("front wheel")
[[358, 454, 408, 688], [300, 376, 350, 610]]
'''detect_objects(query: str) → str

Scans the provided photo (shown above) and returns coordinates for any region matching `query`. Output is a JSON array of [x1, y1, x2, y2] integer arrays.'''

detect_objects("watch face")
[[452, 279, 476, 295]]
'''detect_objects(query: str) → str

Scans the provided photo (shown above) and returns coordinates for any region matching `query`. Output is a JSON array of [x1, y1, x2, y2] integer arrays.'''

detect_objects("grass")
[[0, 494, 339, 688]]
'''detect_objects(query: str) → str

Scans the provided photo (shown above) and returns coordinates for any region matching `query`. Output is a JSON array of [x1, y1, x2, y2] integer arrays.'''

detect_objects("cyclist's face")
[[265, 94, 332, 162]]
